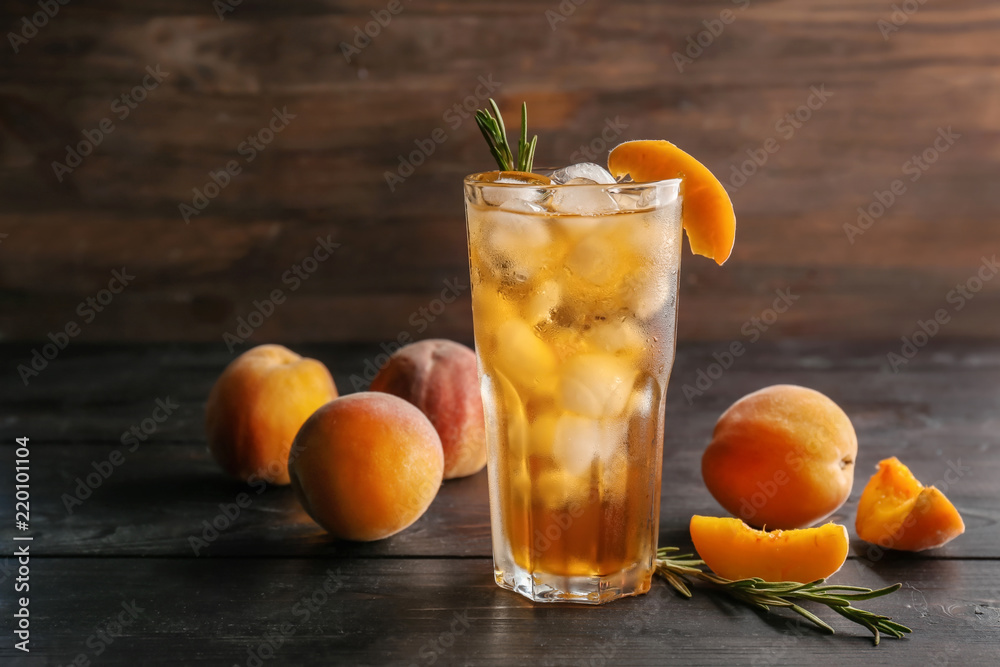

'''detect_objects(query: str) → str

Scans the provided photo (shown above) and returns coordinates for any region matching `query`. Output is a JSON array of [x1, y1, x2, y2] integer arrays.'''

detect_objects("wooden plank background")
[[0, 0, 998, 344]]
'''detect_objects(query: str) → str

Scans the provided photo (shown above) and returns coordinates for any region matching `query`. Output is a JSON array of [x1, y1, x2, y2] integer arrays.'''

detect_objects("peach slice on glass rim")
[[608, 139, 736, 265]]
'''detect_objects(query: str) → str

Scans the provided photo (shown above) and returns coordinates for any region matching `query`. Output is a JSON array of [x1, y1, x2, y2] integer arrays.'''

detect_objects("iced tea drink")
[[465, 172, 682, 603]]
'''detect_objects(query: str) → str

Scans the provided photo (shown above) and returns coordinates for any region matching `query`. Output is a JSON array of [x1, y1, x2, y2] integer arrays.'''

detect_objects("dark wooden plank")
[[4, 340, 1000, 443], [1, 212, 999, 342], [1, 434, 993, 559], [1, 556, 997, 666]]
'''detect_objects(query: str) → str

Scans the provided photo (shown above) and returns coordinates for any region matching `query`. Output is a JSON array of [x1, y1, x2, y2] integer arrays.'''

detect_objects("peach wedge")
[[855, 457, 965, 551], [690, 515, 849, 582]]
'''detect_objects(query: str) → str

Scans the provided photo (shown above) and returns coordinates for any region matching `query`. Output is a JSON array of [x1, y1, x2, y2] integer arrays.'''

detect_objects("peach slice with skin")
[[855, 457, 965, 551], [690, 515, 849, 582], [608, 140, 736, 265]]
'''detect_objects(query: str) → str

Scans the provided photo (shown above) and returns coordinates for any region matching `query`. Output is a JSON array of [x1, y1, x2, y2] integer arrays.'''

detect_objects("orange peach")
[[205, 344, 337, 485], [289, 392, 444, 541], [369, 339, 487, 479], [702, 385, 857, 529]]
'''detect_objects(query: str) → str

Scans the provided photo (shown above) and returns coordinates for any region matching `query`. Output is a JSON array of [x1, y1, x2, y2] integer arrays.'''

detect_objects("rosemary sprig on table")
[[474, 99, 537, 172], [655, 547, 912, 646]]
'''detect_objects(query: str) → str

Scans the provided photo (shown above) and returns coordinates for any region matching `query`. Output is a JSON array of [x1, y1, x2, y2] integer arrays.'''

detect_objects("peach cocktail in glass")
[[464, 170, 682, 603]]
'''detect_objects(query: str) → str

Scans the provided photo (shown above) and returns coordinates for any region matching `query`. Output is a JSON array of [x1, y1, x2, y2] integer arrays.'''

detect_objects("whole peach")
[[701, 385, 857, 529], [369, 339, 487, 479], [289, 392, 444, 541], [205, 344, 337, 485]]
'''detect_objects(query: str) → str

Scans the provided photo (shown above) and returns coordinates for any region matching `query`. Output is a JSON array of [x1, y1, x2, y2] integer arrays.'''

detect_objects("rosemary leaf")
[[655, 548, 912, 646], [475, 99, 536, 173]]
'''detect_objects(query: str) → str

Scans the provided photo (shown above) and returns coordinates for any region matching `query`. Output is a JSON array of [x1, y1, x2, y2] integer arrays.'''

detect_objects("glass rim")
[[463, 171, 681, 190]]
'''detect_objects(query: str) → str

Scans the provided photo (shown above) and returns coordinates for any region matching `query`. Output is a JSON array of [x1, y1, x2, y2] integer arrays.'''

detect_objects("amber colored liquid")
[[468, 201, 679, 579]]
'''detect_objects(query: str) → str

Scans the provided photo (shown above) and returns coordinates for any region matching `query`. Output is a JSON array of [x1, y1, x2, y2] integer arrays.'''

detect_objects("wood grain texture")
[[0, 557, 998, 666], [1, 1, 999, 342], [0, 342, 997, 665], [1, 437, 995, 559], [0, 341, 996, 558]]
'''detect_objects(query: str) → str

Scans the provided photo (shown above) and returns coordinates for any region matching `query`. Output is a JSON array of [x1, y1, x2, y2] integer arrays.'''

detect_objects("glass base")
[[494, 562, 652, 605]]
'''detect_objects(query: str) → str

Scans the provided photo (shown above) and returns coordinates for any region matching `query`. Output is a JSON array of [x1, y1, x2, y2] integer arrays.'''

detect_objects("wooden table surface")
[[1, 340, 998, 666]]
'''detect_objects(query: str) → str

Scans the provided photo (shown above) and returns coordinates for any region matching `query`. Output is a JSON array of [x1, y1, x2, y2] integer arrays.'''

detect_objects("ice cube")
[[550, 183, 618, 215], [523, 279, 562, 325], [565, 234, 621, 285], [551, 415, 625, 477], [474, 171, 552, 209], [552, 415, 601, 476], [535, 468, 584, 507], [610, 190, 641, 211], [558, 353, 636, 419], [623, 215, 675, 259], [529, 413, 558, 458], [494, 319, 557, 393], [623, 268, 675, 320], [485, 209, 551, 279], [549, 163, 616, 185], [485, 187, 543, 209], [585, 319, 645, 357]]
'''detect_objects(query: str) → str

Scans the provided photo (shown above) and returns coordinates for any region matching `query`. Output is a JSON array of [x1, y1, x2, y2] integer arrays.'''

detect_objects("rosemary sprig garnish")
[[655, 547, 912, 646], [475, 99, 537, 172]]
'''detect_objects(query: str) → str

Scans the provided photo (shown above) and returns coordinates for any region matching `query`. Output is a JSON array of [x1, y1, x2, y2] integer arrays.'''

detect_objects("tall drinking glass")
[[464, 173, 683, 603]]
